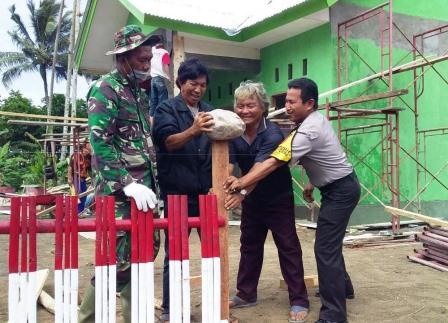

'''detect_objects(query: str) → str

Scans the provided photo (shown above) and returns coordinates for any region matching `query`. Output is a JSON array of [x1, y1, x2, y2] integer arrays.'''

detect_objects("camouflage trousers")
[[91, 194, 161, 291]]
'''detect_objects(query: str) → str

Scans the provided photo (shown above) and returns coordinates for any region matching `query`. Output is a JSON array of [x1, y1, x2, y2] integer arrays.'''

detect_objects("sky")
[[0, 0, 89, 106]]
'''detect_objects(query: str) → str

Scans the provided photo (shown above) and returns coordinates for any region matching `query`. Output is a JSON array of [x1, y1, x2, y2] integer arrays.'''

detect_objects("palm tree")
[[0, 0, 71, 105]]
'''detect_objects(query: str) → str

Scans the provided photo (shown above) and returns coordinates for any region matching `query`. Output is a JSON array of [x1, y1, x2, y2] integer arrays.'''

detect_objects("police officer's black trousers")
[[316, 172, 360, 322]]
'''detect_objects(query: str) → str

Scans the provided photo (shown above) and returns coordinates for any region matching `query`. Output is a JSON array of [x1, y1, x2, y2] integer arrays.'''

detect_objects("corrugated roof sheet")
[[130, 0, 308, 34]]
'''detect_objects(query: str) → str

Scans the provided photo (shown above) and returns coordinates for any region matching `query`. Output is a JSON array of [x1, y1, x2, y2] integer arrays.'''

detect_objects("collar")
[[175, 94, 205, 112], [110, 69, 129, 86], [297, 110, 317, 128], [241, 118, 267, 144]]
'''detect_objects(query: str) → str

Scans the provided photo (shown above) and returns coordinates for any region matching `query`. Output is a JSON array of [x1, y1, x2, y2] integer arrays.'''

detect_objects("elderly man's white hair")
[[234, 80, 270, 117]]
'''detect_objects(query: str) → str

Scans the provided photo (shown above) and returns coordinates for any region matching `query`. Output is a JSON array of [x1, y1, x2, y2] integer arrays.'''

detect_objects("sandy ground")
[[1, 222, 448, 323]]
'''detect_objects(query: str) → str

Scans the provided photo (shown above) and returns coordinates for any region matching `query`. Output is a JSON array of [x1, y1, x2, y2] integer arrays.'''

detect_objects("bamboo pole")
[[0, 111, 87, 122], [267, 53, 448, 119], [61, 0, 78, 161]]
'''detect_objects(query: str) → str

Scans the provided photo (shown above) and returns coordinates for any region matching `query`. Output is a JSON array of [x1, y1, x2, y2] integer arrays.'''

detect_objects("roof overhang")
[[75, 0, 335, 74]]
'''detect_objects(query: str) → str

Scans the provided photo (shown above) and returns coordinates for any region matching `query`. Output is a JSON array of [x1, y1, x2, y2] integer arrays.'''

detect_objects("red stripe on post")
[[102, 197, 108, 266], [173, 195, 182, 261], [130, 199, 138, 264], [145, 208, 154, 262], [206, 195, 213, 259], [168, 195, 174, 261], [138, 208, 145, 263], [8, 197, 20, 273], [28, 197, 37, 272], [107, 196, 117, 266], [21, 197, 28, 273], [180, 195, 189, 260], [54, 196, 63, 270], [199, 195, 207, 258], [64, 196, 71, 270], [95, 196, 103, 266], [210, 195, 220, 258], [71, 196, 78, 269]]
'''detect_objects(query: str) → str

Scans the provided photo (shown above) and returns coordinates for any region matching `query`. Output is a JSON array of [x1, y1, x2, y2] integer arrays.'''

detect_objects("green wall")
[[333, 0, 448, 208], [205, 70, 258, 109], [343, 0, 448, 21], [260, 23, 334, 98], [255, 2, 448, 211]]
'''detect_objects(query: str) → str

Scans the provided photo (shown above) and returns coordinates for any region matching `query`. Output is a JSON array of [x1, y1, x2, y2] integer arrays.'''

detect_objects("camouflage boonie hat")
[[105, 25, 160, 56]]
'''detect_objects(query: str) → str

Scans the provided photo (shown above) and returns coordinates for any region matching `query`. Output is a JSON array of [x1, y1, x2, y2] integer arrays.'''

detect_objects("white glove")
[[123, 182, 157, 212]]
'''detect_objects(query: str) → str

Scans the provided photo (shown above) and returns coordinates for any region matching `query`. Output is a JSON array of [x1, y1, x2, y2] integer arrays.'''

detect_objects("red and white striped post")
[[130, 198, 155, 323], [3, 194, 226, 323], [210, 195, 221, 323], [54, 195, 79, 322], [94, 196, 117, 323], [168, 195, 182, 323], [8, 196, 37, 323], [200, 195, 221, 323], [180, 195, 191, 323], [168, 194, 191, 323]]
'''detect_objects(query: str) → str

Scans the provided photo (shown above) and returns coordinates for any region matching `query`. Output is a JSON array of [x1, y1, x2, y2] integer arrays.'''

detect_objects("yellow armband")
[[270, 130, 297, 163]]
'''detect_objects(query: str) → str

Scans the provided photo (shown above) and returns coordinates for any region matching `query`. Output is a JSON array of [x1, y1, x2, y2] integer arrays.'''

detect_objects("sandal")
[[229, 295, 257, 309], [288, 305, 309, 323]]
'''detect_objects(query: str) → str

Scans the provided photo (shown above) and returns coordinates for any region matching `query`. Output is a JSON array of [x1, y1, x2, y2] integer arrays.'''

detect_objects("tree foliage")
[[0, 0, 71, 104], [0, 90, 45, 150]]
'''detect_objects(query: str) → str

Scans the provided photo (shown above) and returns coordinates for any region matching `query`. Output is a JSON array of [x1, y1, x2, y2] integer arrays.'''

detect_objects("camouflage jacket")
[[87, 69, 153, 196]]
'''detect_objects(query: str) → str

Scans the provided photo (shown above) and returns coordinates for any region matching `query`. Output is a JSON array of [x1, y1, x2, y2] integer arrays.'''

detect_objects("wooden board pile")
[[409, 226, 448, 272]]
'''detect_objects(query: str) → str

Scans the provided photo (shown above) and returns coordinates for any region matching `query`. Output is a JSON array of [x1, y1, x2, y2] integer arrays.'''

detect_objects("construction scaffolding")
[[333, 0, 448, 232]]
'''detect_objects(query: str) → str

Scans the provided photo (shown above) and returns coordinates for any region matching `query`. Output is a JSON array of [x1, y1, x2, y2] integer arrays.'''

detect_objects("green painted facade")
[[203, 70, 259, 109], [343, 0, 448, 21], [75, 0, 448, 221], [207, 0, 448, 219]]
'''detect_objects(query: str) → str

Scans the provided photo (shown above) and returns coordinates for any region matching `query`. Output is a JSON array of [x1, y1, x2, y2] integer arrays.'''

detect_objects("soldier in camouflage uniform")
[[79, 25, 161, 323]]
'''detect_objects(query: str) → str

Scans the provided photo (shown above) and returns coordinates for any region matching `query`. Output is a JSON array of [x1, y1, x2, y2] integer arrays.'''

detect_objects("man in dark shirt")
[[225, 81, 309, 323], [152, 58, 214, 322]]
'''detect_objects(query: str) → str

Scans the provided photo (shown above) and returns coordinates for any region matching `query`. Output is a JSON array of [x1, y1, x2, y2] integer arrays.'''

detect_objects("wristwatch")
[[239, 189, 248, 197]]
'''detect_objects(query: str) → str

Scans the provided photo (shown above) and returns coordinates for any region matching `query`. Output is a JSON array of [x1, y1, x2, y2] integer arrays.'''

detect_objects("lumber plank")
[[385, 206, 448, 227]]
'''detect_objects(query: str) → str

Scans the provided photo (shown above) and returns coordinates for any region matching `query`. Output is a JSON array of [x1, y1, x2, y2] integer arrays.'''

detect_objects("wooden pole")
[[211, 141, 229, 321], [172, 33, 185, 96], [0, 111, 87, 122]]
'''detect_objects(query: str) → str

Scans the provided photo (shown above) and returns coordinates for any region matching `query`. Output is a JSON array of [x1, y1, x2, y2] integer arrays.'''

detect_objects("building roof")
[[127, 0, 309, 34], [75, 0, 338, 73]]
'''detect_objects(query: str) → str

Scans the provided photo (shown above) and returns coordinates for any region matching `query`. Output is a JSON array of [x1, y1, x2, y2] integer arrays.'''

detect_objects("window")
[[275, 68, 279, 82], [288, 63, 293, 80], [218, 86, 221, 99], [302, 58, 308, 76]]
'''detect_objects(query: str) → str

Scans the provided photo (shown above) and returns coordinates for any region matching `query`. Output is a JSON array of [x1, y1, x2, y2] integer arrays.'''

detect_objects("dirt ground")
[[1, 223, 448, 323]]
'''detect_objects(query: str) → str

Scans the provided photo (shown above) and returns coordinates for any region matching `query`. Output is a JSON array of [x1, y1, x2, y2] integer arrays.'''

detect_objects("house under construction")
[[74, 0, 448, 226]]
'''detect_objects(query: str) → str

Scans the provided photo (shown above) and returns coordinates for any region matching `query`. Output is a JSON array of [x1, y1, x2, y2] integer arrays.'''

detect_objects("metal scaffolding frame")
[[333, 0, 448, 231]]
